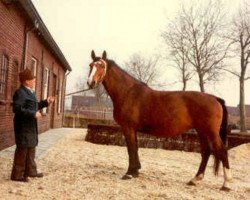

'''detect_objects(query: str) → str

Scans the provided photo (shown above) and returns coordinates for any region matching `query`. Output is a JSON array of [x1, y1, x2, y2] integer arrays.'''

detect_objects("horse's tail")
[[214, 97, 229, 175]]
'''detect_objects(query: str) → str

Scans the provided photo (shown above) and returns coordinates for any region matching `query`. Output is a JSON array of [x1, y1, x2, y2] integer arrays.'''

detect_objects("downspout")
[[62, 70, 71, 127], [22, 20, 39, 69]]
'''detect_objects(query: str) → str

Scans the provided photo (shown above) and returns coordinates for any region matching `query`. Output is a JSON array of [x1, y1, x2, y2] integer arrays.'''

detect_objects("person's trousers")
[[11, 147, 38, 180]]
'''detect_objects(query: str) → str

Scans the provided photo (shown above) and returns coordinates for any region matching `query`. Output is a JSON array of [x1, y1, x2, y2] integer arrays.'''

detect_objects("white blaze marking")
[[88, 66, 97, 85]]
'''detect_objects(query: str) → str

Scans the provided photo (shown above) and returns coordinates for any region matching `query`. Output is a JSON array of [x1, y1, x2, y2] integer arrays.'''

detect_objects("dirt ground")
[[0, 129, 249, 200]]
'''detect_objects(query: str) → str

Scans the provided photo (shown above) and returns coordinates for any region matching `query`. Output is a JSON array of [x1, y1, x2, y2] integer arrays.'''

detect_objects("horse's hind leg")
[[211, 139, 232, 191], [122, 127, 141, 180], [188, 134, 211, 186]]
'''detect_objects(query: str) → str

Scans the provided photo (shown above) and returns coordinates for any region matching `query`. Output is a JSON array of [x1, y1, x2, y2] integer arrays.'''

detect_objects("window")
[[30, 57, 37, 91], [0, 55, 8, 99], [42, 67, 49, 114], [11, 60, 19, 97], [57, 78, 62, 113]]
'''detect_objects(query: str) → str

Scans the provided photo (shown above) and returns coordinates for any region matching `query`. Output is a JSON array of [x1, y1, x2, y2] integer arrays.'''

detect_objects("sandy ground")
[[0, 129, 249, 200]]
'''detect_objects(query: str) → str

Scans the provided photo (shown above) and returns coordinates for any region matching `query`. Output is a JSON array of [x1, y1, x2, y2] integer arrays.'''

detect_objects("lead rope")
[[65, 88, 92, 96]]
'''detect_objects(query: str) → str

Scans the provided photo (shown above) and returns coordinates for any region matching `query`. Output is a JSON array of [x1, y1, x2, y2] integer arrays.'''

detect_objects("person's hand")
[[47, 96, 55, 104], [35, 111, 42, 119]]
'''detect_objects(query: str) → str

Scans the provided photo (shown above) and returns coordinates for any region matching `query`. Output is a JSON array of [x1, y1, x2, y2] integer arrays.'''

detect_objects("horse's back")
[[139, 90, 223, 137]]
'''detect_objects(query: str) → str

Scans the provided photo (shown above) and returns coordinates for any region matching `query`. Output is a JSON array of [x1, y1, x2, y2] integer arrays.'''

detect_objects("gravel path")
[[0, 128, 249, 200]]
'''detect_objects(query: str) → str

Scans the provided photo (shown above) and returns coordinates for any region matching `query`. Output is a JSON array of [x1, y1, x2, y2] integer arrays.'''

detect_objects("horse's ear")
[[91, 50, 96, 60], [102, 51, 107, 60]]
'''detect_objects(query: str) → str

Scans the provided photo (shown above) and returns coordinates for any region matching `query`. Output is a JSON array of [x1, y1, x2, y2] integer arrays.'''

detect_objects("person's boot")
[[28, 173, 43, 178], [11, 177, 29, 182]]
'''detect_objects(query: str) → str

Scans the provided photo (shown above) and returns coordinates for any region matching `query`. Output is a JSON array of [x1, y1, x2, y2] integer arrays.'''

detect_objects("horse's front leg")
[[122, 127, 141, 180]]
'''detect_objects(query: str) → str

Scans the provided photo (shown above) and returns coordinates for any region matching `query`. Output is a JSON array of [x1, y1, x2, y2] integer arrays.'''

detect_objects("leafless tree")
[[163, 0, 229, 92], [124, 53, 160, 86], [162, 22, 193, 91], [93, 85, 109, 110], [74, 75, 86, 93], [224, 1, 250, 132]]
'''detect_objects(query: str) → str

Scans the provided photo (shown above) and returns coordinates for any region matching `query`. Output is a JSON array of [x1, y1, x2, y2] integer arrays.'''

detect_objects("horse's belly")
[[142, 126, 186, 138]]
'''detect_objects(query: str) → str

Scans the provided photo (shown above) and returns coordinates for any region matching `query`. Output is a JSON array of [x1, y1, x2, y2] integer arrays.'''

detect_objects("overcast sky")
[[32, 0, 249, 106]]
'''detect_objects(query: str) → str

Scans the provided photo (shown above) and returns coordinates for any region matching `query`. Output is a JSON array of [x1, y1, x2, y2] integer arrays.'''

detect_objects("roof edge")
[[18, 0, 72, 71]]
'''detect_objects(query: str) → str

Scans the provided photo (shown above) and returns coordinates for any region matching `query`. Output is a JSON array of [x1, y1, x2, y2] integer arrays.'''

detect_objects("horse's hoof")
[[132, 173, 139, 178], [220, 186, 231, 192], [121, 174, 133, 180], [187, 180, 196, 186]]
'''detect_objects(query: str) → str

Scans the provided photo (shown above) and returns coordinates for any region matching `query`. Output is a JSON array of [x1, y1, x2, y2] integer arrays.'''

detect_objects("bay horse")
[[87, 50, 232, 191]]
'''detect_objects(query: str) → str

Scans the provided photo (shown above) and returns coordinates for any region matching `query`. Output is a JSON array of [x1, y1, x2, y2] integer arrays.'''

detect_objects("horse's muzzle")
[[87, 81, 96, 89]]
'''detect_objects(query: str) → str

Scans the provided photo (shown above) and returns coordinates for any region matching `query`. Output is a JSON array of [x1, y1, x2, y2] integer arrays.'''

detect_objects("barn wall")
[[0, 1, 67, 150]]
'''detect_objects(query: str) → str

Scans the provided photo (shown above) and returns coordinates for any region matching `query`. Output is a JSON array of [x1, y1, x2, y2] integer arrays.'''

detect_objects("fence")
[[86, 124, 250, 152], [79, 109, 113, 120], [63, 109, 115, 128]]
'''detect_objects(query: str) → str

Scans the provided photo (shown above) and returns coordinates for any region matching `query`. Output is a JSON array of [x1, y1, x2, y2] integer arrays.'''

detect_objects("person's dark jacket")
[[13, 85, 48, 147]]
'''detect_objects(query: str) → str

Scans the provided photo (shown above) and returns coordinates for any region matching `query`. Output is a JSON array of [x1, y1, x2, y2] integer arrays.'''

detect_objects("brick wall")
[[0, 2, 67, 150]]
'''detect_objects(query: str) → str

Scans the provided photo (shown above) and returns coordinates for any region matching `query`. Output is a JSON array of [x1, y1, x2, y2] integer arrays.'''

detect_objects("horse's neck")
[[102, 65, 138, 104]]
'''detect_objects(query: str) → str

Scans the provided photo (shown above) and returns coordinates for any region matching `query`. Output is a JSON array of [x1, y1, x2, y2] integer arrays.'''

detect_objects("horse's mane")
[[106, 59, 148, 86]]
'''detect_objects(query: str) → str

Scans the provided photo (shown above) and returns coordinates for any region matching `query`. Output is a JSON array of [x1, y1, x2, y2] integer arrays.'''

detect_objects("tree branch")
[[218, 67, 240, 77]]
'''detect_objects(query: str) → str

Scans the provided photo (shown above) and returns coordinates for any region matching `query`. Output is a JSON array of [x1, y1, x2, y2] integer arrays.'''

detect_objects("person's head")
[[19, 69, 36, 89]]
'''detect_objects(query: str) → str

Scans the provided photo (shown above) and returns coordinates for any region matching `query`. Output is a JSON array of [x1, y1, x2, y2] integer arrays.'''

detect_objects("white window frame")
[[42, 67, 49, 114], [57, 78, 62, 114], [11, 60, 19, 97], [31, 57, 37, 91], [0, 55, 8, 98]]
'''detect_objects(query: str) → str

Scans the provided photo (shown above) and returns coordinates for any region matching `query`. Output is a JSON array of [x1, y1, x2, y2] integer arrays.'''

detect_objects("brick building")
[[228, 105, 250, 129], [0, 0, 72, 150]]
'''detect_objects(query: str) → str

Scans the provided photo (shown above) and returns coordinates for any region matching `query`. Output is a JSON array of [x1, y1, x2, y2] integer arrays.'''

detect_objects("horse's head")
[[87, 50, 108, 89]]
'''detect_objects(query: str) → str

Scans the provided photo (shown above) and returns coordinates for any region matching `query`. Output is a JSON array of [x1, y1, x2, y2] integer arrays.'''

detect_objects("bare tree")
[[74, 75, 87, 93], [93, 85, 109, 110], [224, 1, 250, 132], [163, 0, 228, 92], [124, 53, 160, 86], [162, 22, 193, 91]]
